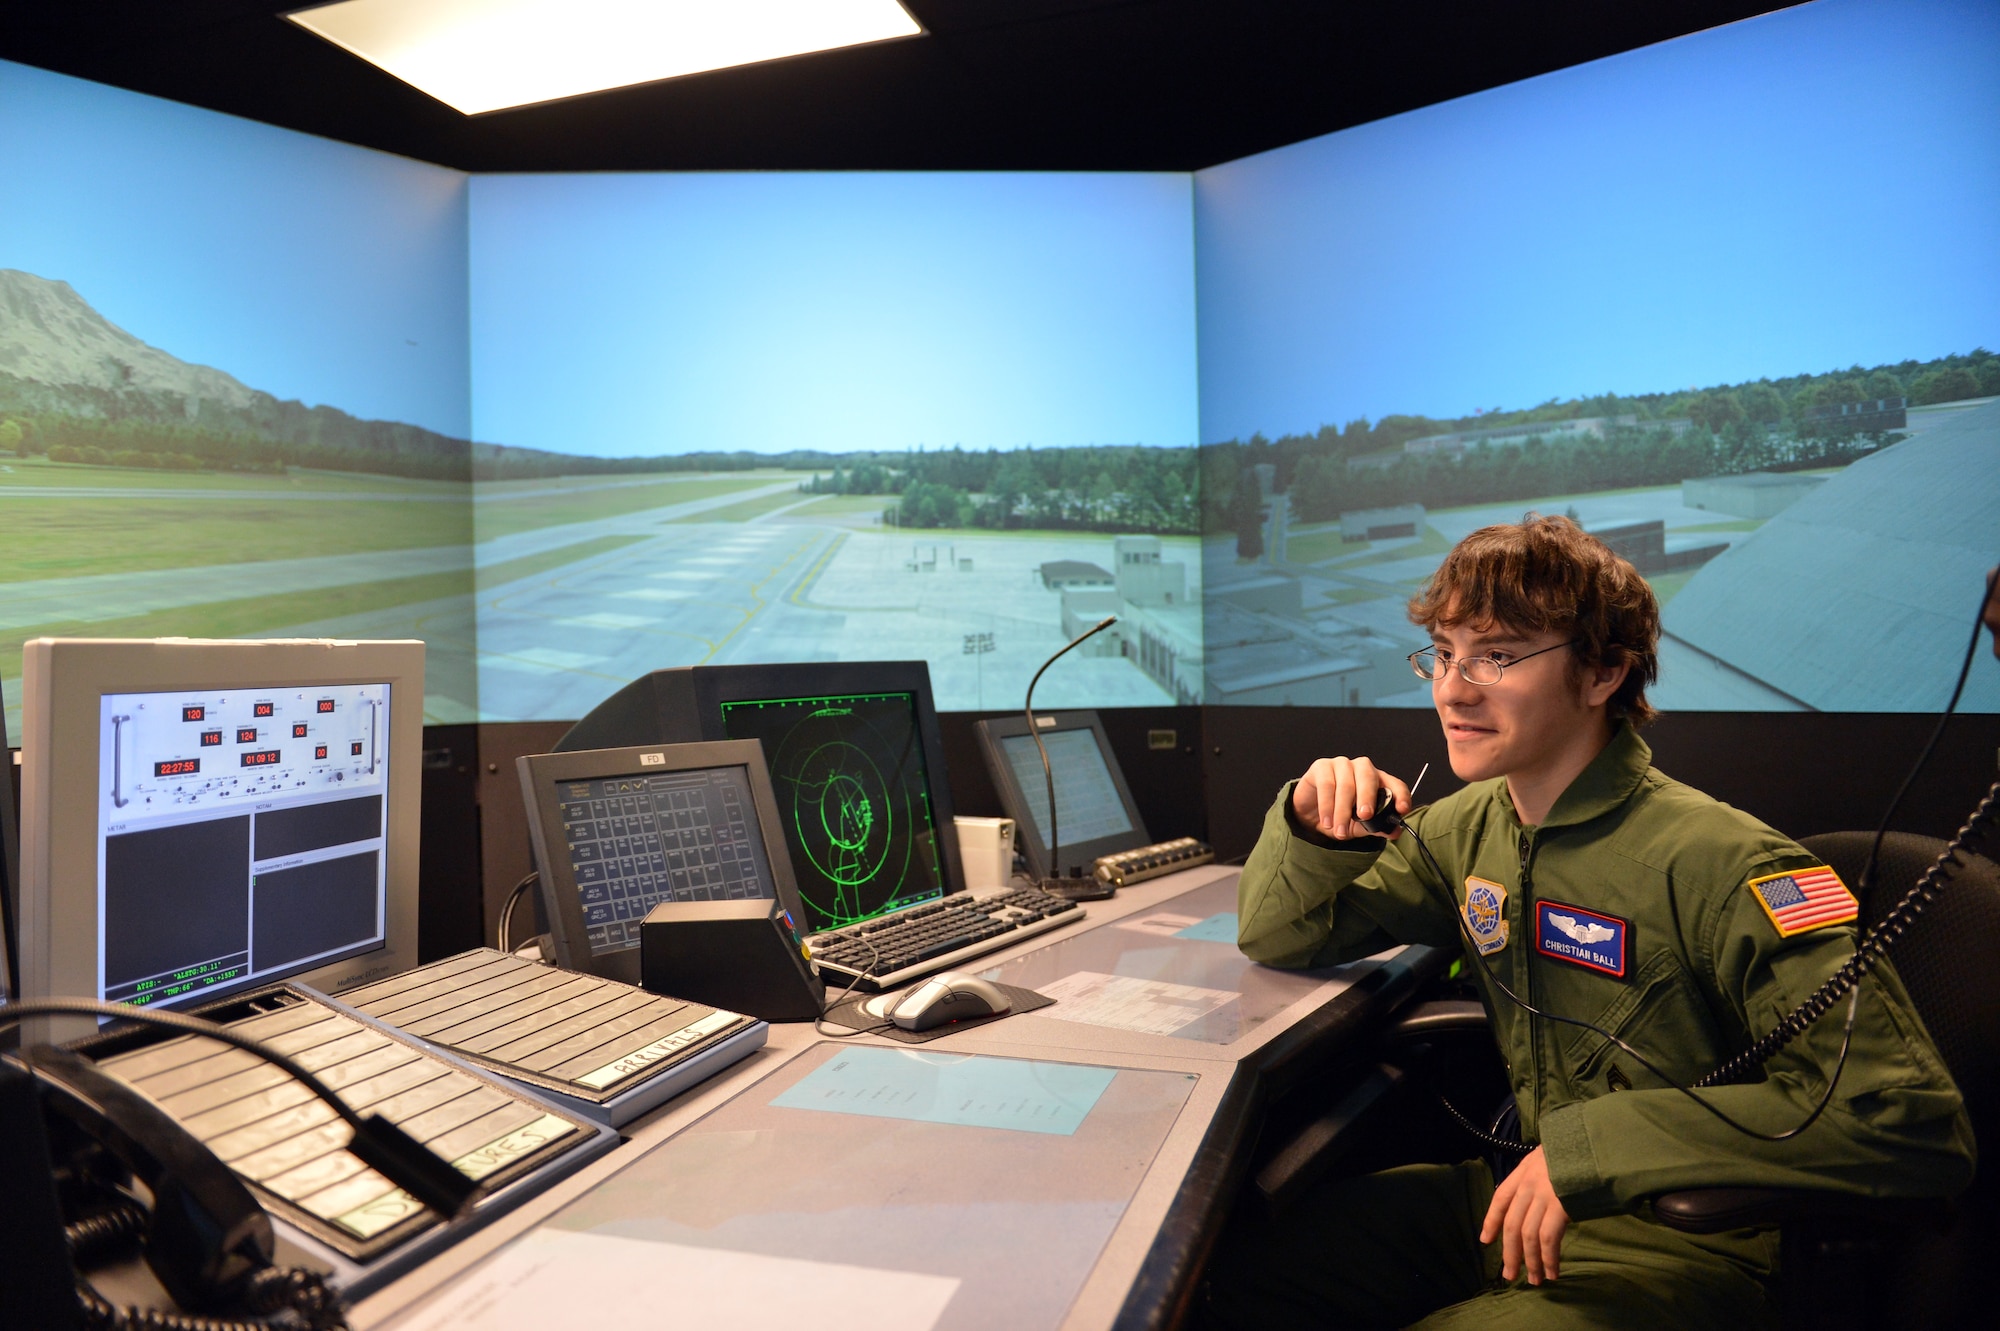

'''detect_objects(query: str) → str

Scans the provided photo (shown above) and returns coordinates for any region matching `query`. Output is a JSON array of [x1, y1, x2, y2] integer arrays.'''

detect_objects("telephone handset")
[[1, 994, 485, 1331], [28, 1044, 277, 1315], [10, 1042, 351, 1331]]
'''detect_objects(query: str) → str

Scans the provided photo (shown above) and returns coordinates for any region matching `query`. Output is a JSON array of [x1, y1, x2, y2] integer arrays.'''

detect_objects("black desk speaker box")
[[641, 899, 825, 1022]]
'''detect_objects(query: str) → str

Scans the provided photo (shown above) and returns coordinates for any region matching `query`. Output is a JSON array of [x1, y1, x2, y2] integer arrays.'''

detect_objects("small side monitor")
[[518, 740, 804, 985], [18, 638, 425, 1040], [974, 710, 1150, 880]]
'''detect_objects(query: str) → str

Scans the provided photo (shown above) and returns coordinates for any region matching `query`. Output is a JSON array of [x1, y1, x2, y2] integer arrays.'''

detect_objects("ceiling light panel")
[[288, 0, 923, 115]]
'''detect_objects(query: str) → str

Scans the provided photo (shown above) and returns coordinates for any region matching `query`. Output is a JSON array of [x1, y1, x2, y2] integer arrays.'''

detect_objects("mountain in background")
[[0, 269, 262, 410], [0, 268, 487, 476], [0, 270, 1195, 486]]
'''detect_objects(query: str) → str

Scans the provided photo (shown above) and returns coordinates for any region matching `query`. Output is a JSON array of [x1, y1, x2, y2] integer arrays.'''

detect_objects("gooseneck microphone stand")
[[1024, 615, 1119, 900]]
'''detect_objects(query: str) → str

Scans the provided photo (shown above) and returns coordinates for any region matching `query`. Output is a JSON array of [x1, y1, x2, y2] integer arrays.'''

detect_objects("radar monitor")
[[18, 638, 424, 1039], [550, 663, 1093, 991], [717, 690, 945, 934], [551, 661, 968, 938], [974, 710, 1151, 880]]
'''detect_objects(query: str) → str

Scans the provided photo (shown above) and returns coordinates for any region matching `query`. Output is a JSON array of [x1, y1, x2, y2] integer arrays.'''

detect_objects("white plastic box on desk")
[[953, 815, 1015, 890]]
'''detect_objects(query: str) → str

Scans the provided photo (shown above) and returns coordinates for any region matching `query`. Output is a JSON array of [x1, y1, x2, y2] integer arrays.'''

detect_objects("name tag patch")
[[1535, 900, 1628, 977], [1462, 876, 1509, 956]]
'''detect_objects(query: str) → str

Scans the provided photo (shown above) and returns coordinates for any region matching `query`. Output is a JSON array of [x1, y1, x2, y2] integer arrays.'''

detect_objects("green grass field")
[[2, 494, 474, 582], [1645, 570, 1697, 606], [0, 534, 646, 687], [1287, 523, 1453, 569], [665, 486, 829, 524], [795, 493, 897, 524], [0, 456, 465, 495], [473, 473, 790, 539], [0, 463, 806, 583]]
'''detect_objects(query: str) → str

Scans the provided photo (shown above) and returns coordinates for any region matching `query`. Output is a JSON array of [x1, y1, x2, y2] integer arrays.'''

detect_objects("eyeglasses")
[[1408, 640, 1580, 686]]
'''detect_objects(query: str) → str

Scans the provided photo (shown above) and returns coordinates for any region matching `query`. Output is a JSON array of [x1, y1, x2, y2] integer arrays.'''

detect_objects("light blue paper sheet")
[[1175, 912, 1240, 943], [770, 1048, 1116, 1136]]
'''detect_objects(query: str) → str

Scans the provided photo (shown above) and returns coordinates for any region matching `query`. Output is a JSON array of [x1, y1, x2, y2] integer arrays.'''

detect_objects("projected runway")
[[439, 484, 1189, 720]]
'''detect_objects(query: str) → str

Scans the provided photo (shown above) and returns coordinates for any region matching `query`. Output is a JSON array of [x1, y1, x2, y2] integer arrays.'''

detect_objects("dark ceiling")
[[1, 1, 1798, 173]]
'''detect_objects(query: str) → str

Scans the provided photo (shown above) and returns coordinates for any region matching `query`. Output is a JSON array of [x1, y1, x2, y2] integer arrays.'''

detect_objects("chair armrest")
[[1381, 999, 1489, 1041], [1652, 1187, 1947, 1234]]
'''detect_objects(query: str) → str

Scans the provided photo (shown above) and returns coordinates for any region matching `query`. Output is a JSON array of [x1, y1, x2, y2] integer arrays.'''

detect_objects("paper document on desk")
[[1115, 911, 1204, 936], [389, 1228, 959, 1331], [1037, 970, 1238, 1036], [771, 1046, 1115, 1136]]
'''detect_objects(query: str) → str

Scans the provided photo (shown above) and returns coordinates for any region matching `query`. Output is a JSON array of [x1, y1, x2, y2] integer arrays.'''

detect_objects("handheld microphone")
[[1024, 616, 1119, 900]]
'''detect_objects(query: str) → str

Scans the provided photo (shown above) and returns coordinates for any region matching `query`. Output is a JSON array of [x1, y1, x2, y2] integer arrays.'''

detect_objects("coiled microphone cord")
[[1697, 777, 1999, 1087], [1402, 819, 1861, 1144]]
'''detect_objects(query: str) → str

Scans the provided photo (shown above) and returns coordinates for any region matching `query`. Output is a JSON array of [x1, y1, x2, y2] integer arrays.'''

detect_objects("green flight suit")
[[1201, 725, 1975, 1330]]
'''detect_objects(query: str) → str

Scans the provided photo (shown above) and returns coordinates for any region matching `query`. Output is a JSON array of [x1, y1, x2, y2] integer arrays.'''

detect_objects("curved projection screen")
[[1191, 0, 1999, 713], [3, 0, 1994, 731]]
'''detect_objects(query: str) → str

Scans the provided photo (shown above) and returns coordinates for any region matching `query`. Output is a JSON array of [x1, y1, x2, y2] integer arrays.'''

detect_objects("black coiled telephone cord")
[[66, 1203, 347, 1331]]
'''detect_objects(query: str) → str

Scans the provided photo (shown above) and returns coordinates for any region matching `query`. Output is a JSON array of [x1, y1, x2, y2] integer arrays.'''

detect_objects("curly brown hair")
[[1407, 514, 1661, 726]]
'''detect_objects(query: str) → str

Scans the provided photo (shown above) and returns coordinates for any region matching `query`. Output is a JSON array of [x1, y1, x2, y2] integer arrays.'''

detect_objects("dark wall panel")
[[1202, 709, 1455, 863], [417, 725, 483, 963], [1201, 707, 2000, 865], [474, 722, 574, 946]]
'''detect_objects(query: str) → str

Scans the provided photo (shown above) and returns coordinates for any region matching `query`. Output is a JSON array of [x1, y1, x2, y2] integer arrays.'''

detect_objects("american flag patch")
[[1747, 866, 1858, 937]]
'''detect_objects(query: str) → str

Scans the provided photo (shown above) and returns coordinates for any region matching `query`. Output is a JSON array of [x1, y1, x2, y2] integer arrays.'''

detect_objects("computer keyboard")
[[77, 984, 599, 1261], [341, 949, 762, 1124], [805, 886, 1084, 991]]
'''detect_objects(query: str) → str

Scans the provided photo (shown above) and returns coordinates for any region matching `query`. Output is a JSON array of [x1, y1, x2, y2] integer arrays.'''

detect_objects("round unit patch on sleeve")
[[1747, 866, 1858, 938], [1462, 876, 1509, 955]]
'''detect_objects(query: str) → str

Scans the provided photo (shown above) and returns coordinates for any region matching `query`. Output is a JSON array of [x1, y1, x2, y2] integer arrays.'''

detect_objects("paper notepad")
[[1037, 970, 1238, 1036]]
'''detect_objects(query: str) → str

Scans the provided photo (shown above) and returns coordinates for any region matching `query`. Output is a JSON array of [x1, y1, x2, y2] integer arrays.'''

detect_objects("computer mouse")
[[888, 972, 1013, 1032]]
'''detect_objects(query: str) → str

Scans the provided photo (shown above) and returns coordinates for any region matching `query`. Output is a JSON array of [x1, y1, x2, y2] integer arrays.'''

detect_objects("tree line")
[[1, 414, 470, 480], [1, 407, 1199, 535], [801, 446, 1199, 534], [1204, 348, 1997, 531]]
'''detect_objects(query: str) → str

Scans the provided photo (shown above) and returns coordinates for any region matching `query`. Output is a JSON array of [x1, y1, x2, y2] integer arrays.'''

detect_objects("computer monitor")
[[18, 638, 425, 1039], [518, 739, 803, 983], [554, 662, 966, 936], [974, 710, 1150, 880]]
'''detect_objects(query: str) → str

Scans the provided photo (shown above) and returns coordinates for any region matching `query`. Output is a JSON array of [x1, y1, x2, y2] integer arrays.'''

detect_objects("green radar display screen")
[[718, 691, 945, 933]]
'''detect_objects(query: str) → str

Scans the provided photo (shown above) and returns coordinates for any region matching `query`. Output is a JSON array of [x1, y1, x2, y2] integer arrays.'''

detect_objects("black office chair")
[[1645, 831, 2000, 1330]]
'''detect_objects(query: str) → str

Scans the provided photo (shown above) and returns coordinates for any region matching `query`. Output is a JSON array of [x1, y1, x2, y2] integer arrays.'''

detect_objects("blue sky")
[[469, 172, 1198, 455], [1192, 0, 2000, 444], [0, 60, 471, 439]]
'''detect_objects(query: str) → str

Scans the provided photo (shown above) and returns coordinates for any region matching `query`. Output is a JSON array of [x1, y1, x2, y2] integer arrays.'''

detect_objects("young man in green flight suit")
[[1197, 516, 1975, 1330]]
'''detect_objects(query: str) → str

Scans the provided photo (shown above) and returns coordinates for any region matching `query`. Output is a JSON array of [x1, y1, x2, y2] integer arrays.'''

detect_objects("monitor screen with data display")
[[553, 764, 778, 957], [518, 739, 801, 983], [975, 711, 1150, 880], [18, 638, 425, 1038], [95, 682, 391, 1010]]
